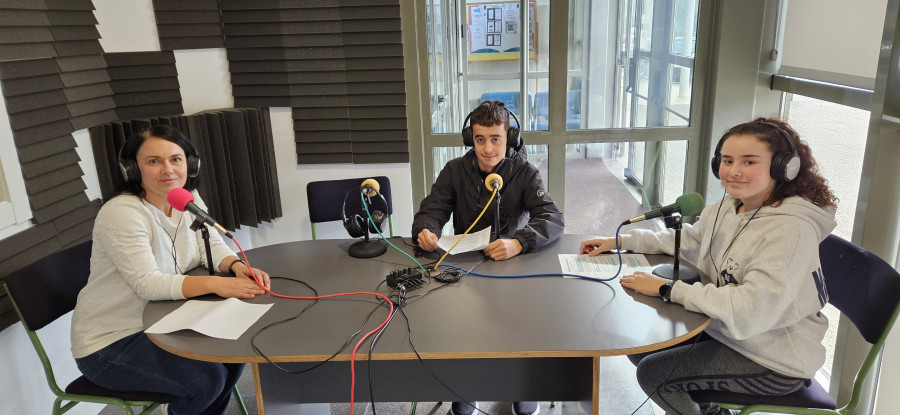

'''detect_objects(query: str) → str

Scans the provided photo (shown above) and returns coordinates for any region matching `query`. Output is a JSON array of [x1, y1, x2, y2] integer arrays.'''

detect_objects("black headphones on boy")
[[118, 139, 201, 183], [710, 122, 801, 182], [461, 105, 523, 151], [342, 187, 388, 238]]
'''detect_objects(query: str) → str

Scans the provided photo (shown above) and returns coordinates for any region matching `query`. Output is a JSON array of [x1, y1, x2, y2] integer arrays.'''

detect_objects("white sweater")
[[620, 195, 837, 378], [71, 193, 235, 358]]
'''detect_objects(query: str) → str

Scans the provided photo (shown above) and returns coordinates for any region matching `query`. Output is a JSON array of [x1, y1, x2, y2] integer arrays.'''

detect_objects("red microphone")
[[167, 188, 233, 238]]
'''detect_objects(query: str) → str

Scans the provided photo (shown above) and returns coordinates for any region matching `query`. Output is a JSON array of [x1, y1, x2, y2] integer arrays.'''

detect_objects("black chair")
[[3, 240, 247, 415], [689, 234, 900, 415], [306, 176, 394, 240]]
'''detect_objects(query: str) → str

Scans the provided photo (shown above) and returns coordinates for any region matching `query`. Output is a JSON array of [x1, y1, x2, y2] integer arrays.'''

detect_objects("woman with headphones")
[[580, 118, 838, 415], [71, 125, 270, 415]]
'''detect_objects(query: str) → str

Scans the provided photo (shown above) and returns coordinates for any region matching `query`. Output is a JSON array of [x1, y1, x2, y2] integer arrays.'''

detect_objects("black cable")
[[397, 306, 493, 415], [249, 277, 388, 374], [627, 332, 705, 415], [367, 287, 401, 415]]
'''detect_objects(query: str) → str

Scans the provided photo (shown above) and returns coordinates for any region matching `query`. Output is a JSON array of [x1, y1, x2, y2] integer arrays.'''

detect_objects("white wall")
[[0, 1, 414, 414], [227, 108, 415, 252], [781, 0, 887, 89]]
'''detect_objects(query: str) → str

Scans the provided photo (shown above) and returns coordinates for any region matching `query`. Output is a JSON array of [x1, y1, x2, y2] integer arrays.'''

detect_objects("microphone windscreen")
[[675, 192, 705, 216], [484, 173, 503, 190], [167, 188, 194, 212], [360, 178, 380, 196]]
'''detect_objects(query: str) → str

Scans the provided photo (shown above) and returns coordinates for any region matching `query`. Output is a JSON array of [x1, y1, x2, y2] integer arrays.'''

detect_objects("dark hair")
[[117, 124, 199, 198], [714, 117, 837, 208], [469, 100, 511, 130]]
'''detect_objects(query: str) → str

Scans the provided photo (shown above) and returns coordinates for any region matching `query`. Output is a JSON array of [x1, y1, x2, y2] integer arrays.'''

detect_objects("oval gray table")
[[144, 234, 710, 415]]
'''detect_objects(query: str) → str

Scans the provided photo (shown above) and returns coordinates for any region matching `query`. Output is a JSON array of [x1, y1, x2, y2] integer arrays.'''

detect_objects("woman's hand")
[[209, 276, 267, 299], [232, 262, 271, 290], [619, 271, 668, 297], [579, 237, 621, 256]]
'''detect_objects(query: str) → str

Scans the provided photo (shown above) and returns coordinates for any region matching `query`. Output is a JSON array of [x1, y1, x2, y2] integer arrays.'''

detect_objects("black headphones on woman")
[[118, 138, 201, 183], [711, 122, 801, 182], [342, 187, 388, 238], [461, 106, 523, 151]]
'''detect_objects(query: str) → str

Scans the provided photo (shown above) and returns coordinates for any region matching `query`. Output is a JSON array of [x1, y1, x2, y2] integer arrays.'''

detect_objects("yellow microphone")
[[484, 173, 503, 191], [360, 178, 380, 197]]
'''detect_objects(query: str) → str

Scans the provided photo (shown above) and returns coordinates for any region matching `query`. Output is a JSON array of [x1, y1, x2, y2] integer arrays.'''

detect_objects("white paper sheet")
[[437, 226, 492, 254], [558, 253, 653, 279], [146, 297, 273, 340]]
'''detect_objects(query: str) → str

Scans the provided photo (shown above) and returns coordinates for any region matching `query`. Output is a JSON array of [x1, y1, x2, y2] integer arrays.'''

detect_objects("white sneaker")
[[159, 403, 168, 415]]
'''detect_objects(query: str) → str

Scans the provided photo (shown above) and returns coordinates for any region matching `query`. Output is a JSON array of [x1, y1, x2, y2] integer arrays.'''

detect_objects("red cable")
[[232, 238, 393, 415]]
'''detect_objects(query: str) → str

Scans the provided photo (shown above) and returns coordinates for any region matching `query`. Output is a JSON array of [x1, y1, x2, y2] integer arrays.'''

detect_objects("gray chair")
[[3, 240, 248, 415]]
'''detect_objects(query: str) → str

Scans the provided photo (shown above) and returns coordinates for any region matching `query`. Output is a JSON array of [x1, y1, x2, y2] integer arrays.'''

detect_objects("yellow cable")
[[434, 188, 498, 268]]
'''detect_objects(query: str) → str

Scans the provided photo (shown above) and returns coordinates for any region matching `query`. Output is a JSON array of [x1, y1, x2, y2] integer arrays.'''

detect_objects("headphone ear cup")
[[507, 127, 521, 150], [343, 214, 366, 238], [368, 210, 386, 233], [783, 154, 801, 181], [462, 126, 474, 147], [187, 154, 201, 178], [710, 155, 721, 179], [770, 152, 790, 181], [119, 158, 140, 183]]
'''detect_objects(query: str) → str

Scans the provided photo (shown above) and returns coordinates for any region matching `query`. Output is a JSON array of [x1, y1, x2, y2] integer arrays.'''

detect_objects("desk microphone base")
[[652, 264, 701, 285], [348, 239, 387, 258]]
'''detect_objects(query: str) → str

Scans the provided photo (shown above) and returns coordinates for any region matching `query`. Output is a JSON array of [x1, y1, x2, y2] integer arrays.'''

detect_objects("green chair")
[[690, 234, 900, 415], [3, 240, 248, 415]]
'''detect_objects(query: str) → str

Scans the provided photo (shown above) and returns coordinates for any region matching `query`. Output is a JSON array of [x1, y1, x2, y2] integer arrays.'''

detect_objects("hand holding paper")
[[437, 227, 492, 254]]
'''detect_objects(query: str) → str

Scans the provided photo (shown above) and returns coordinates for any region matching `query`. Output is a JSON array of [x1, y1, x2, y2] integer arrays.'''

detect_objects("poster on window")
[[467, 1, 536, 61]]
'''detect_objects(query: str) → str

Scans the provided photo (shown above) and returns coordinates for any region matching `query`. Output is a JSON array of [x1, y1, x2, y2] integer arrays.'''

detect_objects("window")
[[421, 0, 705, 217]]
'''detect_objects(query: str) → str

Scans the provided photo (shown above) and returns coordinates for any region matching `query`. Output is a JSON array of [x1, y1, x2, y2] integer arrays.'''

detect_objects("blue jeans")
[[76, 332, 243, 415]]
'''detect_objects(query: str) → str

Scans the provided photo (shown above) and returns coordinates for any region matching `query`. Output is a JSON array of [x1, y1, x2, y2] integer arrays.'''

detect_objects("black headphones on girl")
[[118, 135, 201, 183], [710, 121, 801, 182], [461, 105, 523, 151], [342, 187, 388, 238]]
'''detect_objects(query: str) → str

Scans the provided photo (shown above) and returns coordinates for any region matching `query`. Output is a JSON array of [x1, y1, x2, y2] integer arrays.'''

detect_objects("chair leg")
[[233, 385, 248, 415]]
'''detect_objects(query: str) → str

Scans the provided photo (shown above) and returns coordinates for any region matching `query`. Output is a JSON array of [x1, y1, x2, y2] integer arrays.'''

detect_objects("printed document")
[[437, 226, 492, 254], [146, 297, 273, 340], [558, 253, 653, 279]]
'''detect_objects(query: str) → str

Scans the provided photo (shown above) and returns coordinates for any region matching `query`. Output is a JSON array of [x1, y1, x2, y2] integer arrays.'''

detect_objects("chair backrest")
[[479, 91, 533, 118], [5, 240, 93, 331], [819, 234, 900, 344], [306, 176, 393, 225]]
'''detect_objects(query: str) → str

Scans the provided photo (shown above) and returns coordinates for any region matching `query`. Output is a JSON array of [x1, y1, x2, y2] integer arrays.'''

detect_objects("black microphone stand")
[[492, 193, 501, 242], [348, 192, 387, 258], [651, 214, 701, 284], [190, 218, 215, 273]]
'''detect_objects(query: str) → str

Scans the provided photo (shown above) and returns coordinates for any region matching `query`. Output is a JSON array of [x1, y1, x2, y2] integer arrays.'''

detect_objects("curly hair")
[[469, 100, 512, 129], [713, 118, 837, 208]]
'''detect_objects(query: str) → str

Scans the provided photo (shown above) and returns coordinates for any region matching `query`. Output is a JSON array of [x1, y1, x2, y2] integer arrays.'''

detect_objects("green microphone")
[[621, 192, 704, 225]]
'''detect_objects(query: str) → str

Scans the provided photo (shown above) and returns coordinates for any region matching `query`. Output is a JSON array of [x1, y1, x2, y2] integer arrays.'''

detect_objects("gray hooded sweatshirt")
[[620, 195, 837, 379]]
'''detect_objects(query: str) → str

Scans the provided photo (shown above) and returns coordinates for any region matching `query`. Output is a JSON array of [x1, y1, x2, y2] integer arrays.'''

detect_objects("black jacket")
[[411, 146, 564, 253]]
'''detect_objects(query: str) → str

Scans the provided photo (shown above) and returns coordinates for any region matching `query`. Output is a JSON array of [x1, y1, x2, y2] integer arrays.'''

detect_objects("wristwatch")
[[658, 280, 676, 303]]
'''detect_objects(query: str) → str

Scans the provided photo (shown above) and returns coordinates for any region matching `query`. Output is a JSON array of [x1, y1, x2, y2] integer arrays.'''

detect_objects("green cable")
[[361, 191, 426, 271]]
